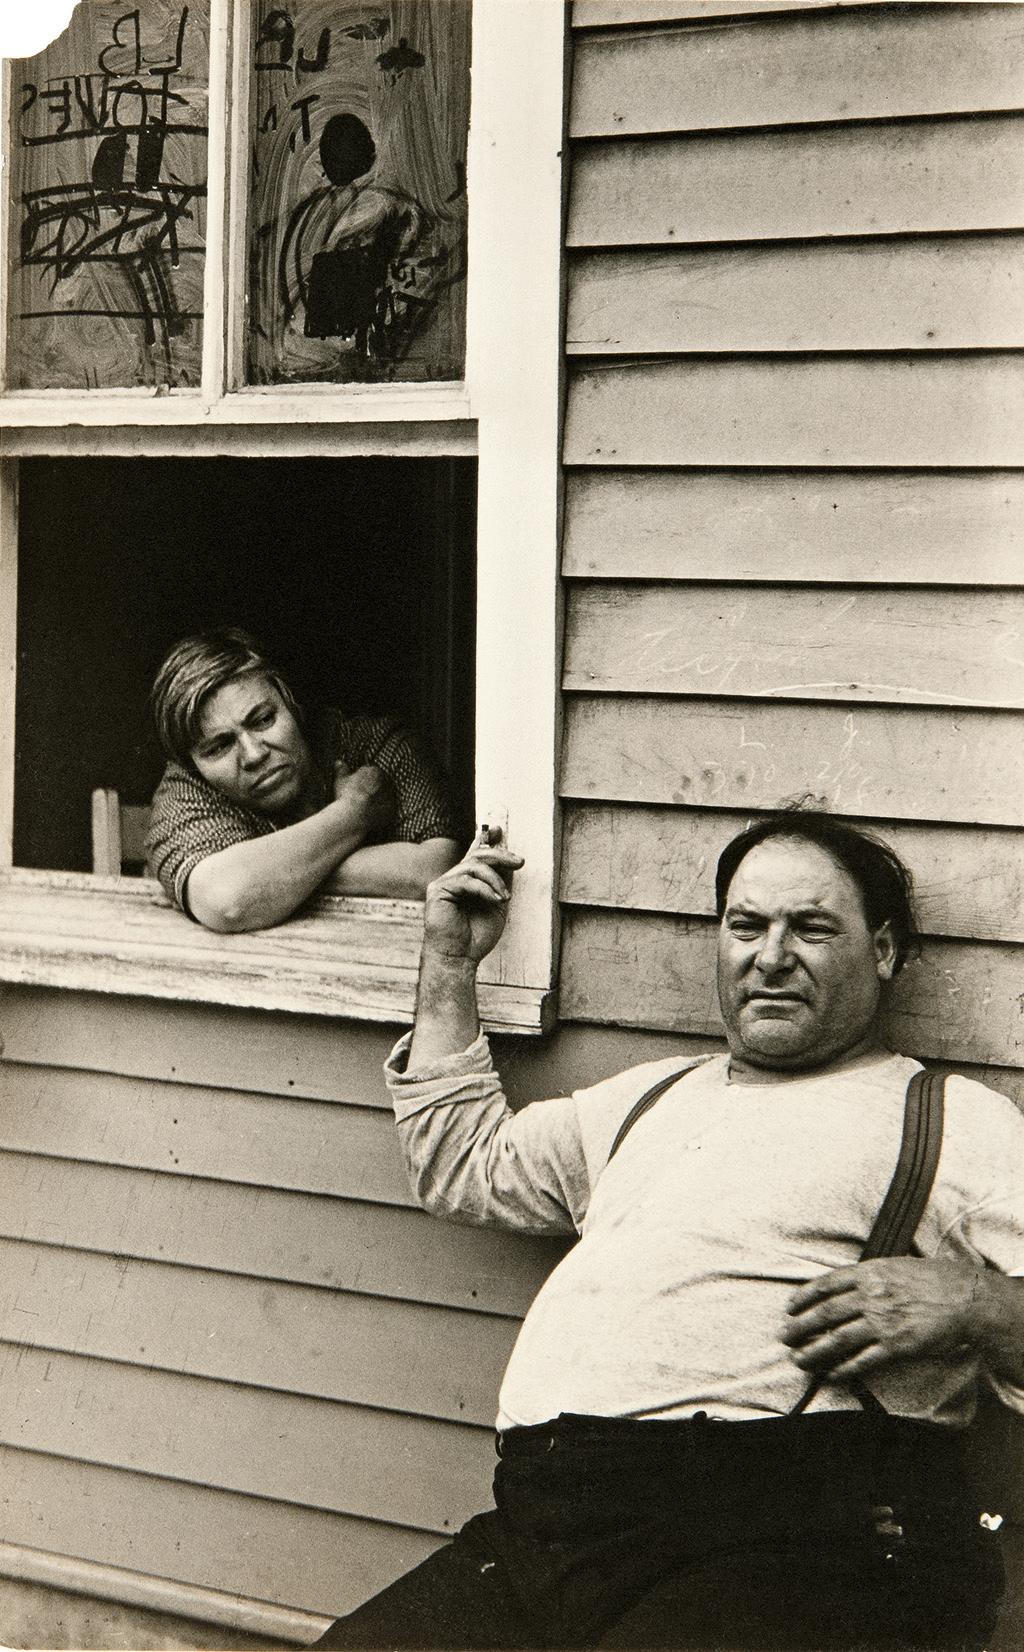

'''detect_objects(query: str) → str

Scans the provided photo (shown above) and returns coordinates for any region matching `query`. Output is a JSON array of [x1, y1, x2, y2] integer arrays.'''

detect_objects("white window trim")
[[0, 0, 567, 1033]]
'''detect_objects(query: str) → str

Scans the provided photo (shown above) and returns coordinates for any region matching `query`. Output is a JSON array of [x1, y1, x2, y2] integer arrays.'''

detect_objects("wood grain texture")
[[0, 985, 401, 1102], [0, 1344, 493, 1535], [564, 356, 1024, 468], [560, 804, 1024, 944], [0, 1151, 561, 1318], [567, 237, 1024, 353], [0, 873, 549, 1033], [560, 910, 1024, 1065], [562, 470, 1024, 585], [0, 1063, 415, 1206], [564, 584, 1024, 707], [574, 2, 895, 23], [568, 116, 1024, 246], [561, 696, 1024, 826], [571, 6, 1024, 135], [0, 1445, 442, 1618], [0, 1240, 517, 1427]]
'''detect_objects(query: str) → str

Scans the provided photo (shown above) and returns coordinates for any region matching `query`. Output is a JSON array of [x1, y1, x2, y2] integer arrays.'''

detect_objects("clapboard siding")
[[0, 1152, 562, 1318], [567, 238, 1024, 354], [561, 696, 1024, 827], [0, 1446, 440, 1620], [0, 987, 404, 1103], [564, 584, 1024, 707], [561, 805, 1024, 944], [0, 1345, 493, 1536], [568, 116, 1024, 246], [560, 910, 1023, 1066], [0, 1240, 517, 1429], [571, 6, 1023, 135], [565, 356, 1024, 468], [0, 1063, 415, 1205], [574, 3, 904, 25], [562, 471, 1024, 585]]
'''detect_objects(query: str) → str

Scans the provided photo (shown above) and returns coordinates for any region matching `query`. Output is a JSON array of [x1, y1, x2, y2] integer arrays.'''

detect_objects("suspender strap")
[[603, 1056, 947, 1422], [606, 1064, 700, 1164], [859, 1069, 945, 1261], [790, 1068, 946, 1417]]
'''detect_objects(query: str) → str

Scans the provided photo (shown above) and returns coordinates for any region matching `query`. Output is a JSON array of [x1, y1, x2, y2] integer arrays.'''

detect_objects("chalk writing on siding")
[[8, 1, 210, 390], [247, 0, 470, 385]]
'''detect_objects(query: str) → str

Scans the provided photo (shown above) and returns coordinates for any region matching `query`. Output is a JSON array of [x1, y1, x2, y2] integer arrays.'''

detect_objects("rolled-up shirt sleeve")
[[146, 762, 271, 912], [385, 1031, 589, 1235]]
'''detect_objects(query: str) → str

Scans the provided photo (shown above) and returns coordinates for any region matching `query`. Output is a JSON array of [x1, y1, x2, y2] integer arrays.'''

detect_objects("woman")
[[145, 629, 461, 932]]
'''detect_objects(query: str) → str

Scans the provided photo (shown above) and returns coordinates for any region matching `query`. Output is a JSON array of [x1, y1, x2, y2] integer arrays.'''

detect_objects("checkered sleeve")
[[332, 713, 459, 844], [145, 761, 272, 912]]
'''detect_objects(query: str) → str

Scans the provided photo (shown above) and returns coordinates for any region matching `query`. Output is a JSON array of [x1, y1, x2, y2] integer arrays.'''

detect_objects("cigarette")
[[473, 822, 490, 850]]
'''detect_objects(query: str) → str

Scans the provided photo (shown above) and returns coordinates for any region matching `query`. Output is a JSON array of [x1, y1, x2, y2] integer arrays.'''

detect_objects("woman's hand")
[[333, 762, 397, 840]]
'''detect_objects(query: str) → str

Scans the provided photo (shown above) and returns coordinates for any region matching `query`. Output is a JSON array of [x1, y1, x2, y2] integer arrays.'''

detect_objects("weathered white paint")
[[572, 5, 1024, 135], [467, 0, 567, 997], [569, 116, 1024, 246], [562, 471, 1024, 586], [567, 237, 1024, 354]]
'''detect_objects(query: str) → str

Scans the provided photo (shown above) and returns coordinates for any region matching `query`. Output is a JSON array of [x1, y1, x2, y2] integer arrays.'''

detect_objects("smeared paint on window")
[[247, 0, 469, 386], [8, 0, 209, 390]]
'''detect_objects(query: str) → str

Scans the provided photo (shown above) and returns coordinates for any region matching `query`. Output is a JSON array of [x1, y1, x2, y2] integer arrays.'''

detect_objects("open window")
[[0, 0, 565, 1032]]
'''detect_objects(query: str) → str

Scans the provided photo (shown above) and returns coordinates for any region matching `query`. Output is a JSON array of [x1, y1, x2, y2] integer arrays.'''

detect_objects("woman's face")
[[189, 671, 313, 815]]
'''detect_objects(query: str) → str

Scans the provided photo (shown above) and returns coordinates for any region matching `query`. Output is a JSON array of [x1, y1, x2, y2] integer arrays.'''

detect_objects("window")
[[0, 0, 565, 1033]]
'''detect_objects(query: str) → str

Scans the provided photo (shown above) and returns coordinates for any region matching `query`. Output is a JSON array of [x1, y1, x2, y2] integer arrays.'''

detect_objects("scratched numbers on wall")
[[7, 1, 210, 391], [248, 0, 470, 385]]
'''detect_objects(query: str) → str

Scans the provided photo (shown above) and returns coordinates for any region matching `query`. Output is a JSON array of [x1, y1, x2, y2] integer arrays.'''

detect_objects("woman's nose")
[[237, 732, 267, 766]]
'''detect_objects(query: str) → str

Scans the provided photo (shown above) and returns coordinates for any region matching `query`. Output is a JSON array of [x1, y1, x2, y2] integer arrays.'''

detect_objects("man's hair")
[[714, 807, 918, 976], [151, 628, 301, 766]]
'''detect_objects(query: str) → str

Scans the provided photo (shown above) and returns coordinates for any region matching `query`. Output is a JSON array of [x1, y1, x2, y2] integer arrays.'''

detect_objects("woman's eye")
[[252, 710, 275, 729]]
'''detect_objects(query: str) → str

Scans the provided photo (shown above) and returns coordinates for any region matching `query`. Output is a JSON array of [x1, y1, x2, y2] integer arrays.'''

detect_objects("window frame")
[[0, 0, 567, 1034]]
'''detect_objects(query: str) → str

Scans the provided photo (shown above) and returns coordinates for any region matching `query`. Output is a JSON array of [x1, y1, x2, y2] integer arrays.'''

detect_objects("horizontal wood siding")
[[568, 117, 1024, 246], [565, 356, 1024, 468], [568, 237, 1024, 354], [561, 1, 1024, 1107], [564, 584, 1024, 706], [562, 471, 1024, 585], [0, 1446, 441, 1620], [0, 996, 575, 1620], [571, 6, 1024, 134]]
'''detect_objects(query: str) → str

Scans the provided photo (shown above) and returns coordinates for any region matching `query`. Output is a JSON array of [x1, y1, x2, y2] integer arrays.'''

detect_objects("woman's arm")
[[325, 837, 461, 900], [186, 766, 392, 932]]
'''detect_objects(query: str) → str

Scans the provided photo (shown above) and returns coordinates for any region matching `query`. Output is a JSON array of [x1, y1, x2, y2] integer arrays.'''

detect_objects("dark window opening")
[[14, 455, 476, 876]]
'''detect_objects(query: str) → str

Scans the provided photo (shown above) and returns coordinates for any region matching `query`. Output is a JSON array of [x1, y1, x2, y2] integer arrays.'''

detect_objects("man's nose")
[[755, 925, 794, 975]]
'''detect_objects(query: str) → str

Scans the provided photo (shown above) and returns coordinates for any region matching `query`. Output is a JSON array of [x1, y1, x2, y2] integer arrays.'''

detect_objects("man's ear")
[[874, 920, 897, 981]]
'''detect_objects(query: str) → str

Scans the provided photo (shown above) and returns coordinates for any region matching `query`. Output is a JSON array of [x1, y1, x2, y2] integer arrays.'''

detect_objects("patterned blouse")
[[146, 708, 459, 913]]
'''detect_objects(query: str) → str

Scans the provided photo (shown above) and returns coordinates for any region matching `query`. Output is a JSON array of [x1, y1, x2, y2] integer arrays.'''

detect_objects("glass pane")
[[247, 0, 470, 386], [6, 0, 209, 391]]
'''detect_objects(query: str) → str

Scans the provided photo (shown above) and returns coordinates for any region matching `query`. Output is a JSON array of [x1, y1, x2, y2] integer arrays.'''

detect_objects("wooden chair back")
[[91, 787, 151, 876]]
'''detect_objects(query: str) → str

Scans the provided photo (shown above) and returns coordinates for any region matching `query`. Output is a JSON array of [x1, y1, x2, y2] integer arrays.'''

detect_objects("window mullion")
[[201, 0, 234, 406]]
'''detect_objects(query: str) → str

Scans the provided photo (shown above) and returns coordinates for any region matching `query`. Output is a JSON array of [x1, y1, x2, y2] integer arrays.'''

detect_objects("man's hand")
[[781, 1258, 982, 1381], [422, 837, 525, 965], [333, 762, 397, 840]]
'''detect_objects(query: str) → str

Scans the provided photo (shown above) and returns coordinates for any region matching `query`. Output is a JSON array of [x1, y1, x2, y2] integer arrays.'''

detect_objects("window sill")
[[0, 870, 553, 1034]]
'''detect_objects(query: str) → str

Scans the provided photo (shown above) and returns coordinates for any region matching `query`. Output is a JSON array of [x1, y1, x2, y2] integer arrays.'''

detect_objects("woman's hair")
[[714, 805, 919, 976], [151, 628, 301, 766]]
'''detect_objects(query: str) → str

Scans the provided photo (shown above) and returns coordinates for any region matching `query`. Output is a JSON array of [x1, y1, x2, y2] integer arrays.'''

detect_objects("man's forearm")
[[408, 951, 481, 1069]]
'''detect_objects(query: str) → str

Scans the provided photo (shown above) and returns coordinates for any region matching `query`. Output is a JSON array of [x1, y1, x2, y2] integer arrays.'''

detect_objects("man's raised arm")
[[408, 831, 524, 1069]]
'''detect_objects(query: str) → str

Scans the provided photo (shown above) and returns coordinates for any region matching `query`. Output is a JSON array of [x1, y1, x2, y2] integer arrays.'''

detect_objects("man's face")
[[190, 672, 312, 815], [716, 836, 896, 1075]]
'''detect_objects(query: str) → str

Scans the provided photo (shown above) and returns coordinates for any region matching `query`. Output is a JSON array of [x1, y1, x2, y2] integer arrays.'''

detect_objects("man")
[[317, 810, 1024, 1651]]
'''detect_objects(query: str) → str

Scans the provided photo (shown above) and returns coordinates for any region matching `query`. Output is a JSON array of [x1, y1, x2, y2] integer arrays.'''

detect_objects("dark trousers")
[[316, 1411, 1004, 1651]]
